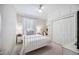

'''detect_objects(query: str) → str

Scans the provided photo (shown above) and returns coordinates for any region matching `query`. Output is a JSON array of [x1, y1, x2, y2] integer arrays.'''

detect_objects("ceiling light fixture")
[[38, 4, 44, 13]]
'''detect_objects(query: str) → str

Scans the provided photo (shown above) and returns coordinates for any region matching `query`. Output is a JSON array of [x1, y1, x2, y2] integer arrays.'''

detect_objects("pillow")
[[26, 31, 35, 35]]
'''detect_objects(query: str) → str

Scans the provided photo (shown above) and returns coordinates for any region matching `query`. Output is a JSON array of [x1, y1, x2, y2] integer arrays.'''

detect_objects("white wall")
[[45, 4, 79, 20], [0, 5, 16, 54], [45, 4, 79, 45]]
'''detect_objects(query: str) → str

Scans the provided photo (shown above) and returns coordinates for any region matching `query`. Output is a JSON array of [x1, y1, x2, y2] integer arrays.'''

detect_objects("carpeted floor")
[[25, 42, 78, 55]]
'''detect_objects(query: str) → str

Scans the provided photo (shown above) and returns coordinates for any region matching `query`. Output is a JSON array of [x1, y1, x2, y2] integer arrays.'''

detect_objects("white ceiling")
[[14, 4, 79, 21], [14, 4, 48, 20]]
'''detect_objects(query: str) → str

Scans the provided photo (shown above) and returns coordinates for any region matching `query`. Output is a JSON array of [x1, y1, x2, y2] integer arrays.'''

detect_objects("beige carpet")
[[25, 42, 78, 55]]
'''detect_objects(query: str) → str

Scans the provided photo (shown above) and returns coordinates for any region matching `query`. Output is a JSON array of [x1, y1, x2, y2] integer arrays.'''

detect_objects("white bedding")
[[23, 34, 51, 53]]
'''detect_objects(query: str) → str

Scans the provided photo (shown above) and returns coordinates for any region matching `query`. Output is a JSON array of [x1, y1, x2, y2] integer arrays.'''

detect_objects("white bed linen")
[[23, 34, 51, 53]]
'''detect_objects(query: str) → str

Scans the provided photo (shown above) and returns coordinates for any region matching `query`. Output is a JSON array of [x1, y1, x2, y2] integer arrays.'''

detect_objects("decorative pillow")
[[26, 31, 35, 35]]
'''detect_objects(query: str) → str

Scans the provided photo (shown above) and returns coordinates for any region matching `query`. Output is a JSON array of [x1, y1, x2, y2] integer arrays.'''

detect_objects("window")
[[22, 17, 36, 34]]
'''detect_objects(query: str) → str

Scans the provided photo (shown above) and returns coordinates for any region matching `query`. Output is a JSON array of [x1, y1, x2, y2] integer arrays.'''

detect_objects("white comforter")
[[23, 35, 51, 53]]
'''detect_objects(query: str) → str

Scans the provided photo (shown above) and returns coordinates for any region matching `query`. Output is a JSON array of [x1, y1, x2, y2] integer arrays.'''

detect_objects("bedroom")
[[0, 4, 79, 55], [16, 11, 50, 54]]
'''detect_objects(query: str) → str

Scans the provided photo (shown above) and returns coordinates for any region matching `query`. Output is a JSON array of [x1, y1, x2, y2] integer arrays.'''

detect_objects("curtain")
[[22, 17, 36, 35]]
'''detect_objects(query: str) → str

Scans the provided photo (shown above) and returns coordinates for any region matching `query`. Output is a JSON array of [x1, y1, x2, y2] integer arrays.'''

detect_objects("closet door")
[[0, 14, 1, 48], [53, 19, 65, 45], [63, 16, 76, 45], [53, 16, 76, 45], [0, 14, 1, 50], [0, 14, 1, 33]]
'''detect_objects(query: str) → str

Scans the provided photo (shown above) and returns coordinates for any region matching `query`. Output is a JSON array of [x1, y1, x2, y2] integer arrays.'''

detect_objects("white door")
[[0, 14, 1, 33], [53, 16, 76, 45], [0, 13, 1, 51]]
